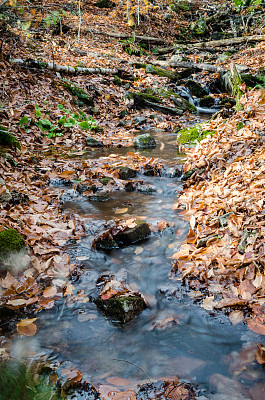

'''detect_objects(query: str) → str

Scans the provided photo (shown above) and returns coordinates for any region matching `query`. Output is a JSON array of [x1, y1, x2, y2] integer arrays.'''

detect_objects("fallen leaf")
[[115, 208, 128, 214], [256, 342, 265, 365], [229, 310, 244, 325], [17, 318, 37, 336], [247, 319, 265, 335], [43, 285, 57, 298]]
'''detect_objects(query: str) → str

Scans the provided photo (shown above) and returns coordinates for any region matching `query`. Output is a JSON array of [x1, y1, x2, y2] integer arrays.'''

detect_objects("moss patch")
[[145, 64, 180, 81], [177, 124, 215, 144], [143, 87, 196, 113], [63, 80, 94, 106], [0, 126, 21, 150], [0, 229, 25, 260]]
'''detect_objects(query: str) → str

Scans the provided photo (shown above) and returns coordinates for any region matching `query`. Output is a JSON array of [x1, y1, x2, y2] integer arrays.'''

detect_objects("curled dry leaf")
[[17, 318, 37, 336], [256, 342, 265, 365], [61, 368, 83, 383], [115, 208, 128, 214], [247, 319, 265, 335]]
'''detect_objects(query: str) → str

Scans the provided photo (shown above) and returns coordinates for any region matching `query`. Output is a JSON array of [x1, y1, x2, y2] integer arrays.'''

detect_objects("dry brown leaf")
[[43, 285, 57, 298], [256, 342, 265, 365], [229, 310, 244, 325], [17, 318, 37, 336]]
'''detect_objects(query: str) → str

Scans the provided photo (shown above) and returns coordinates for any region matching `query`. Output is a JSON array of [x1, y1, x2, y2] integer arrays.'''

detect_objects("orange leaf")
[[17, 318, 37, 336], [43, 285, 57, 298], [247, 319, 265, 335]]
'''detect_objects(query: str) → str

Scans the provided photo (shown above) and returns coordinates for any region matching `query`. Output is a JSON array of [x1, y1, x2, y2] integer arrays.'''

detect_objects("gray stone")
[[133, 116, 147, 126], [85, 136, 103, 147], [133, 134, 156, 149], [237, 231, 249, 254], [218, 212, 233, 227]]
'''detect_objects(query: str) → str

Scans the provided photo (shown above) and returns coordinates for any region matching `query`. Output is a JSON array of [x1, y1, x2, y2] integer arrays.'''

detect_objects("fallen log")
[[9, 58, 128, 77], [156, 34, 265, 54], [90, 30, 166, 45], [152, 60, 224, 73]]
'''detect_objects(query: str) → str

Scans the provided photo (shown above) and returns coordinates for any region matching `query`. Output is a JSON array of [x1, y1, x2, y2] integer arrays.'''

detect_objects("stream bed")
[[14, 130, 265, 399]]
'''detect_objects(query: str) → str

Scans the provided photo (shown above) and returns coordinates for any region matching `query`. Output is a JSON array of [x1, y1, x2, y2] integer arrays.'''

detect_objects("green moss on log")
[[63, 81, 94, 106], [145, 64, 180, 81], [143, 87, 196, 113], [0, 229, 25, 259]]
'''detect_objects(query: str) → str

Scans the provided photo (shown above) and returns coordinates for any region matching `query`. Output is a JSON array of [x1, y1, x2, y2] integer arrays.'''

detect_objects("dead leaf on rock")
[[247, 319, 265, 335]]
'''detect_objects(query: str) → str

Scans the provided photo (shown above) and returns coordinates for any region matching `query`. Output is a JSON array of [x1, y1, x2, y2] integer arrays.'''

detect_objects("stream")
[[13, 129, 265, 399]]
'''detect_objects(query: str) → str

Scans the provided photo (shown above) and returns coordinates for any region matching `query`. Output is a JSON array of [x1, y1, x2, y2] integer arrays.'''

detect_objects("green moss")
[[190, 17, 207, 35], [145, 64, 180, 81], [63, 81, 94, 106], [100, 177, 113, 185], [177, 124, 215, 144], [143, 87, 196, 112], [0, 229, 25, 259], [0, 126, 21, 150], [199, 95, 215, 108], [185, 80, 208, 98]]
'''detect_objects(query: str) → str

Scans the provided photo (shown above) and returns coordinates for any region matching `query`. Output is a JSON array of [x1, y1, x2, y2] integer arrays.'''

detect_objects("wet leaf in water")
[[43, 285, 57, 298], [106, 377, 131, 387], [247, 319, 265, 335], [17, 318, 37, 336], [115, 208, 128, 214], [229, 310, 244, 325], [256, 343, 265, 365], [134, 247, 143, 255], [99, 385, 136, 400], [61, 368, 82, 383]]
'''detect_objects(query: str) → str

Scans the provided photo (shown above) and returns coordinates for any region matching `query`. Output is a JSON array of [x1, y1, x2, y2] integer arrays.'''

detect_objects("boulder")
[[95, 294, 146, 323], [133, 116, 147, 126], [133, 134, 156, 149], [199, 95, 215, 108], [177, 124, 215, 144], [115, 220, 151, 245], [145, 64, 180, 81], [85, 137, 103, 147], [185, 80, 207, 98], [0, 229, 25, 261], [117, 166, 137, 179]]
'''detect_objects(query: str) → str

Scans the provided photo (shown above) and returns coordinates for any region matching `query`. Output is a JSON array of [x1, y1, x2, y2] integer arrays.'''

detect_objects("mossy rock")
[[185, 80, 208, 98], [143, 87, 196, 113], [133, 134, 156, 149], [190, 17, 207, 35], [117, 166, 137, 180], [95, 295, 146, 323], [88, 194, 109, 201], [0, 229, 25, 260], [63, 81, 94, 106], [241, 73, 264, 88], [177, 124, 215, 144], [199, 95, 215, 108], [125, 91, 162, 105], [114, 220, 151, 244], [145, 64, 180, 81], [0, 126, 21, 150], [95, 238, 119, 251], [100, 177, 113, 185], [76, 183, 97, 194], [219, 97, 236, 107]]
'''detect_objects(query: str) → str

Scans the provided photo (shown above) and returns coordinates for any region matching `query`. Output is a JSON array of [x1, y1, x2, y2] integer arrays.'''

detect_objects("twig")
[[113, 358, 151, 383], [77, 0, 81, 43], [57, 298, 66, 320]]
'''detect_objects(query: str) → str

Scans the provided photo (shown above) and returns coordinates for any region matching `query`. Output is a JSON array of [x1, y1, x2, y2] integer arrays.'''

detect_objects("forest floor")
[[1, 0, 265, 398]]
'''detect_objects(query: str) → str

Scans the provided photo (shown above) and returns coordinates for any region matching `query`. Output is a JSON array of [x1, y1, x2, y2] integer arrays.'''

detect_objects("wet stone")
[[133, 133, 156, 149], [76, 183, 97, 194], [118, 166, 137, 179], [115, 220, 151, 245], [133, 116, 147, 126], [95, 294, 146, 323], [85, 136, 104, 147], [88, 194, 109, 202]]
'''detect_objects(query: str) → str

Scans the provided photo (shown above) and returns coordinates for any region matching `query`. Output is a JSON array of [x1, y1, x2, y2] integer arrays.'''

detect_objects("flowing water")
[[15, 130, 265, 399]]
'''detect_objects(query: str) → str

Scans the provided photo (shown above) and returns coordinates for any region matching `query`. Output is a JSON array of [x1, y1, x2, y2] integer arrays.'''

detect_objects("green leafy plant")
[[31, 103, 102, 138]]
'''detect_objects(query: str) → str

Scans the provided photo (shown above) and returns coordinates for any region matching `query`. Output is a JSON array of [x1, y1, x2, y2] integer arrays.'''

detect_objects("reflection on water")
[[20, 131, 265, 398]]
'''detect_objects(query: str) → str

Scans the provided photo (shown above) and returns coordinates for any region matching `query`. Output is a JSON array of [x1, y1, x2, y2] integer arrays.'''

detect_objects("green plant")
[[120, 38, 143, 57], [44, 10, 64, 27], [32, 103, 102, 138], [237, 121, 244, 130], [0, 228, 25, 260]]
